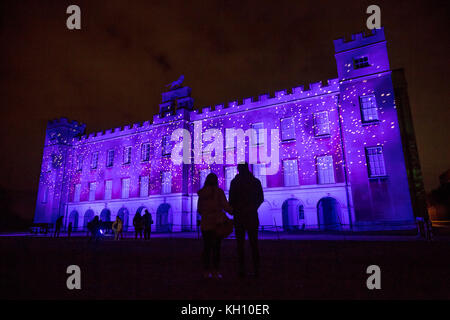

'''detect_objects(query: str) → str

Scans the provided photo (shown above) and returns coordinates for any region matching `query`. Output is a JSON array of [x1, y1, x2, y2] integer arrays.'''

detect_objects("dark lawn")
[[1, 236, 449, 300]]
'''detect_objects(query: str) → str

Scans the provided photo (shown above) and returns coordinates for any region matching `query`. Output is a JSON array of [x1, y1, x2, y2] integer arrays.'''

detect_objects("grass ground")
[[1, 233, 449, 300]]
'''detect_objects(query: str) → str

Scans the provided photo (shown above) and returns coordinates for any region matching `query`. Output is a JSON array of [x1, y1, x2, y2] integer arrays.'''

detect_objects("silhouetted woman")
[[133, 211, 144, 240], [112, 216, 123, 240], [197, 173, 232, 279]]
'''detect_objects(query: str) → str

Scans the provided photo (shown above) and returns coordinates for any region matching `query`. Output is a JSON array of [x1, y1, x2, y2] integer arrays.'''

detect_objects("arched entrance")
[[156, 203, 172, 232], [68, 210, 79, 231], [83, 209, 95, 229], [258, 201, 272, 230], [117, 207, 130, 232], [282, 198, 304, 231], [100, 208, 112, 233], [317, 197, 341, 230], [100, 208, 111, 222], [136, 206, 148, 216]]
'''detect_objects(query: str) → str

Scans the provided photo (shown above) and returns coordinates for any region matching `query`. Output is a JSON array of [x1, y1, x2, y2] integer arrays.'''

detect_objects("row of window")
[[353, 56, 370, 69], [69, 147, 386, 203], [72, 97, 379, 172], [76, 143, 153, 171], [73, 172, 172, 202]]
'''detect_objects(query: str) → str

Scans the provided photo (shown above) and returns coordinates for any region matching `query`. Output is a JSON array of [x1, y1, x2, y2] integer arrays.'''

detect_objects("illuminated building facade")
[[34, 28, 420, 231]]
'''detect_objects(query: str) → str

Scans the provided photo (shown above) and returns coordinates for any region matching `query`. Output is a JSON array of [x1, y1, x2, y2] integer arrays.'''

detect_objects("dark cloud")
[[153, 53, 171, 71]]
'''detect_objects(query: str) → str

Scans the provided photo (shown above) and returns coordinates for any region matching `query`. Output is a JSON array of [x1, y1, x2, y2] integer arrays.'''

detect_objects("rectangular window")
[[74, 184, 81, 202], [353, 56, 370, 69], [283, 159, 299, 187], [77, 155, 83, 171], [106, 149, 114, 167], [121, 178, 130, 199], [366, 147, 387, 178], [140, 176, 149, 197], [200, 169, 211, 188], [314, 111, 330, 136], [123, 146, 132, 165], [360, 95, 379, 123], [91, 152, 99, 169], [161, 171, 172, 194], [281, 117, 295, 141], [105, 180, 112, 200], [162, 136, 171, 156], [88, 182, 96, 201], [253, 163, 267, 188], [317, 155, 335, 184], [251, 122, 264, 145], [141, 143, 151, 162], [225, 166, 237, 191], [42, 186, 48, 203]]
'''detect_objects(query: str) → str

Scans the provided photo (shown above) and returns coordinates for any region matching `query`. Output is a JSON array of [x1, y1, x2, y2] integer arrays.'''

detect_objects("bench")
[[29, 223, 54, 234]]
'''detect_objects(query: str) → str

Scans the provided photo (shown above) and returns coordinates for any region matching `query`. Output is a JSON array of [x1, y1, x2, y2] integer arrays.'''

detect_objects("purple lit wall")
[[34, 28, 415, 232]]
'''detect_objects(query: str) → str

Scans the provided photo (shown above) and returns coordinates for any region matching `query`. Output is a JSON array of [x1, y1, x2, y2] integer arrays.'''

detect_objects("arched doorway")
[[100, 208, 112, 233], [68, 210, 79, 231], [136, 206, 148, 216], [117, 207, 129, 232], [156, 203, 172, 232], [258, 201, 272, 230], [282, 198, 304, 231], [83, 209, 95, 229], [100, 208, 111, 222], [317, 197, 341, 230]]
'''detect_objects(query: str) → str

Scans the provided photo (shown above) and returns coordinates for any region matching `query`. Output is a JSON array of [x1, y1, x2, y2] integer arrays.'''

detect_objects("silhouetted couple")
[[197, 162, 264, 279], [133, 209, 153, 240], [87, 216, 101, 242]]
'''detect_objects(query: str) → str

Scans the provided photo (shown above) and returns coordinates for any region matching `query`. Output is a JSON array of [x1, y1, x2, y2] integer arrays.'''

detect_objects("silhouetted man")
[[54, 216, 63, 238], [143, 209, 153, 240], [133, 211, 144, 240], [229, 162, 264, 277], [67, 222, 73, 238]]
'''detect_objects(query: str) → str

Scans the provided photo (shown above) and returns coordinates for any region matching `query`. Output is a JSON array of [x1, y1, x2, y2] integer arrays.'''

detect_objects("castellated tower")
[[34, 118, 86, 223], [334, 28, 414, 224]]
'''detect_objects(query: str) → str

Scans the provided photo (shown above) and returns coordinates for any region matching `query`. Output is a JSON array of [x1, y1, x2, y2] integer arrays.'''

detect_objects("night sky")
[[0, 0, 449, 222]]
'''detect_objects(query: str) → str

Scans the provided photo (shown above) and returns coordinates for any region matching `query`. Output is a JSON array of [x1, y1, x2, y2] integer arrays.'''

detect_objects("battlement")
[[45, 117, 86, 145], [191, 78, 339, 120], [72, 120, 156, 144], [63, 77, 340, 144], [47, 117, 86, 130], [334, 27, 385, 53]]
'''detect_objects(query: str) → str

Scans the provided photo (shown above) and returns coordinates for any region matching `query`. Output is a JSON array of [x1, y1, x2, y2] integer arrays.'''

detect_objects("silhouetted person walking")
[[133, 211, 144, 239], [229, 162, 264, 278], [197, 173, 232, 279], [67, 222, 73, 238], [54, 216, 63, 238], [143, 209, 153, 240]]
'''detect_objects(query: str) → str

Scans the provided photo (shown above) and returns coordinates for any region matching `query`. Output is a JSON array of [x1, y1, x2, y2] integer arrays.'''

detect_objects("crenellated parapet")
[[47, 117, 86, 131], [190, 78, 339, 120], [72, 120, 154, 144], [64, 77, 340, 143], [333, 27, 385, 53], [46, 117, 86, 146]]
